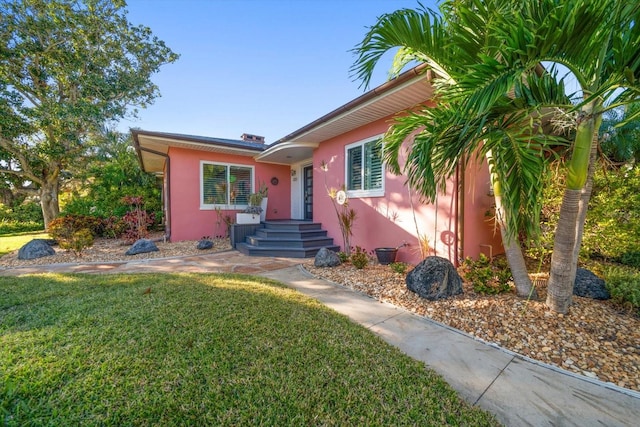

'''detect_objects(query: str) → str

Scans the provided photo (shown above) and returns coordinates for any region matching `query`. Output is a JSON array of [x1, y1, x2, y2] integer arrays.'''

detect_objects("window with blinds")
[[345, 136, 384, 197], [201, 161, 253, 209]]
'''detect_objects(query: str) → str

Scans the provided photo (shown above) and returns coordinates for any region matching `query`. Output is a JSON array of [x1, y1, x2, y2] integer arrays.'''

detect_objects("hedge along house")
[[132, 65, 501, 265]]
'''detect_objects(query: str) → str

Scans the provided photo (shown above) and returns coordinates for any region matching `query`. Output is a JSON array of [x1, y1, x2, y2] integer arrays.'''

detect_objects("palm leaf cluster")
[[351, 0, 640, 242]]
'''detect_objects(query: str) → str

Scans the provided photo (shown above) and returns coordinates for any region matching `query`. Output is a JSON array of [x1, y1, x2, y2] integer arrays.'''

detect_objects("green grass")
[[0, 273, 499, 426], [0, 232, 49, 257]]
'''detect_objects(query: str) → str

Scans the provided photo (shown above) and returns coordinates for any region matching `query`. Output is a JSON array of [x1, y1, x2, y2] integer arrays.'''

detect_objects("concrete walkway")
[[2, 251, 639, 426]]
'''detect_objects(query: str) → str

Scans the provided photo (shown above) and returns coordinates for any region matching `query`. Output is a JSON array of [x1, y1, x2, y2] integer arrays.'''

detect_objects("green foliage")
[[62, 228, 94, 257], [604, 267, 640, 315], [600, 104, 640, 164], [0, 273, 499, 426], [337, 251, 349, 263], [582, 167, 640, 267], [0, 219, 43, 235], [0, 201, 44, 233], [0, 0, 178, 224], [460, 254, 512, 295], [62, 131, 162, 224], [390, 262, 409, 275], [47, 215, 104, 240], [350, 246, 369, 269]]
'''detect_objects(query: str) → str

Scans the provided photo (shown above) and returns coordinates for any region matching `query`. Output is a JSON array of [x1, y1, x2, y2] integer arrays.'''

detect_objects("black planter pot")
[[375, 248, 398, 265]]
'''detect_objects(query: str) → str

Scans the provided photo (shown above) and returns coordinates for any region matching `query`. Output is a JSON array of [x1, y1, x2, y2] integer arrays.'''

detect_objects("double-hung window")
[[345, 136, 384, 197], [200, 161, 253, 209]]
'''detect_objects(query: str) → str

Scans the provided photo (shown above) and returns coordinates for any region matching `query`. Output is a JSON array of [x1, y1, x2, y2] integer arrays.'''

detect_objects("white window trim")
[[344, 134, 385, 198], [200, 160, 255, 210]]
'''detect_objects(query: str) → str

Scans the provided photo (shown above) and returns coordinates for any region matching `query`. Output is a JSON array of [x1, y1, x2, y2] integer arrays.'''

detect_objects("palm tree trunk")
[[495, 194, 538, 299], [547, 104, 597, 313], [546, 188, 581, 313], [571, 123, 600, 266], [487, 149, 536, 298]]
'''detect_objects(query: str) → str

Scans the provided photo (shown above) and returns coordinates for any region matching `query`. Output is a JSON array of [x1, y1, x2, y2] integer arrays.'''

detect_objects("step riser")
[[255, 230, 328, 239], [236, 243, 341, 258], [246, 237, 335, 248], [263, 222, 322, 231]]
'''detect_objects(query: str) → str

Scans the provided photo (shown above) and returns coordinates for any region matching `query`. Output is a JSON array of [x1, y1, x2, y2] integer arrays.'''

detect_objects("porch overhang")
[[275, 64, 434, 145], [254, 141, 319, 165]]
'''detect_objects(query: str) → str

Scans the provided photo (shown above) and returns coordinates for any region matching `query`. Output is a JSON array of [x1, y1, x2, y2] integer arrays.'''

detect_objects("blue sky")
[[121, 0, 435, 143]]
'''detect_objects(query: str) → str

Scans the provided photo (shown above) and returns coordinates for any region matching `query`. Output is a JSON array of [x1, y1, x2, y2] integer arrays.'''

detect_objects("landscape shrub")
[[0, 219, 44, 235], [460, 254, 512, 295], [350, 246, 369, 269], [47, 215, 105, 239], [62, 228, 95, 256], [0, 201, 44, 234], [531, 164, 640, 267], [389, 262, 409, 275], [121, 196, 155, 243], [604, 267, 640, 315], [337, 251, 349, 263]]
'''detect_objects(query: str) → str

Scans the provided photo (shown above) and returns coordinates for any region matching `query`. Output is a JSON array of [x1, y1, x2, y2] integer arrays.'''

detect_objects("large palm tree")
[[352, 0, 640, 313], [351, 1, 564, 299], [459, 0, 640, 313]]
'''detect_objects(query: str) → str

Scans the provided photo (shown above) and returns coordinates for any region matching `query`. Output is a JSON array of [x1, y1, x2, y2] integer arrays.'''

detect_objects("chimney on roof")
[[241, 133, 265, 144]]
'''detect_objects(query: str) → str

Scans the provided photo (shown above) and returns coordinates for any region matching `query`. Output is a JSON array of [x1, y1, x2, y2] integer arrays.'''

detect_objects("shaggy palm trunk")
[[487, 150, 536, 298], [547, 102, 598, 313]]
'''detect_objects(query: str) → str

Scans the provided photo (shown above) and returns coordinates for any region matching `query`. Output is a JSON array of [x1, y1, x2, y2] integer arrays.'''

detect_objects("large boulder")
[[314, 247, 341, 267], [125, 239, 159, 256], [17, 239, 56, 260], [574, 268, 610, 300], [406, 256, 463, 300]]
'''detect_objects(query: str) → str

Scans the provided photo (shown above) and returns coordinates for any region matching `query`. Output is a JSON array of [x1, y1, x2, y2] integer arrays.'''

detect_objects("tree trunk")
[[546, 189, 582, 313], [495, 193, 537, 299], [546, 103, 597, 314], [40, 177, 60, 228], [487, 149, 536, 298], [571, 125, 600, 267]]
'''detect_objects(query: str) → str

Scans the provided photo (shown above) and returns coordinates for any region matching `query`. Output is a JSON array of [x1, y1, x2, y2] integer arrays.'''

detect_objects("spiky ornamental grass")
[[0, 273, 499, 426]]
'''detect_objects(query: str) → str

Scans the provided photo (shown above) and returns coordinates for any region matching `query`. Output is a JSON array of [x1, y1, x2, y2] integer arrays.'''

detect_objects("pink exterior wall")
[[462, 157, 504, 260], [310, 110, 503, 266], [167, 146, 290, 241], [311, 114, 460, 266]]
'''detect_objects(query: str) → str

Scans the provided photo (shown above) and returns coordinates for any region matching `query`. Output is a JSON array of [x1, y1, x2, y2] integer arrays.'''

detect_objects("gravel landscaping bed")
[[304, 262, 640, 392], [0, 233, 232, 268]]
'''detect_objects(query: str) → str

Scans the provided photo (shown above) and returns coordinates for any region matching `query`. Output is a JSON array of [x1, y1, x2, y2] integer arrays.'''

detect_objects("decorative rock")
[[314, 247, 341, 267], [574, 268, 610, 300], [17, 239, 56, 260], [197, 240, 213, 250], [125, 239, 159, 256], [406, 256, 463, 300]]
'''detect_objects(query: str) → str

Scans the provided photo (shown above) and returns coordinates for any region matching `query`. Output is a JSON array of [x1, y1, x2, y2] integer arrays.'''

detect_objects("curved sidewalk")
[[2, 251, 639, 426]]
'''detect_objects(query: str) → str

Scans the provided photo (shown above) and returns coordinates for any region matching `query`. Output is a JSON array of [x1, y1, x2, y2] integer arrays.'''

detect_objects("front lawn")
[[0, 273, 499, 426]]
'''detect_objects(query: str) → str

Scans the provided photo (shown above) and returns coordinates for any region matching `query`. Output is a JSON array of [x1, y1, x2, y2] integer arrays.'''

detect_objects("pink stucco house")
[[132, 65, 501, 266]]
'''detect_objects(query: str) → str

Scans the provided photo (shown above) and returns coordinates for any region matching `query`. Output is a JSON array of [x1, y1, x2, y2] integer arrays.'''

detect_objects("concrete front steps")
[[235, 220, 340, 258]]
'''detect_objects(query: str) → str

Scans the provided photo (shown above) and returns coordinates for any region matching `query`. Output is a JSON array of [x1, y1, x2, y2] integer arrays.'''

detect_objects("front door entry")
[[303, 165, 313, 220]]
